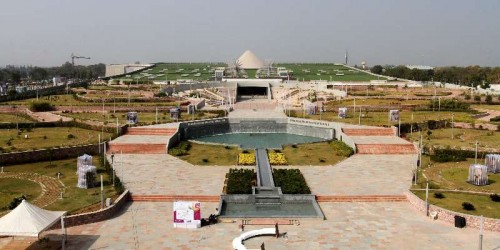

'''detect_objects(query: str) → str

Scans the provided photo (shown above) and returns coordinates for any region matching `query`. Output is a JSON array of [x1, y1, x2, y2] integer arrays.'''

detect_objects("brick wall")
[[0, 144, 99, 165], [51, 190, 130, 229], [405, 191, 500, 232]]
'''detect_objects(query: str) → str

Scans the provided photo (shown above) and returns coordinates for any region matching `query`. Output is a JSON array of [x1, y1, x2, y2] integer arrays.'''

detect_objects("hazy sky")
[[1, 0, 499, 67]]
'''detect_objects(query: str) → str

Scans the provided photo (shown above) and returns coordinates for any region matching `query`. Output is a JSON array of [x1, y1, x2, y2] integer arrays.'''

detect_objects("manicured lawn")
[[0, 113, 34, 123], [277, 63, 383, 81], [62, 111, 221, 125], [282, 142, 347, 166], [0, 178, 41, 210], [173, 141, 348, 166], [290, 110, 475, 126], [412, 190, 500, 219], [407, 128, 499, 150], [0, 127, 112, 153], [175, 143, 241, 166], [472, 104, 500, 111], [2, 94, 182, 107], [419, 158, 500, 193], [2, 158, 116, 214]]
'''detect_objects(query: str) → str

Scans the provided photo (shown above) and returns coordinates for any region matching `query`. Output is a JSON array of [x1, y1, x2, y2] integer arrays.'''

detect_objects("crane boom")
[[71, 53, 91, 65]]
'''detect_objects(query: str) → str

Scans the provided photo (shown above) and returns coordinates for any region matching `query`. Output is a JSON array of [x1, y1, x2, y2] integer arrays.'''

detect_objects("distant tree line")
[[0, 62, 105, 83], [371, 65, 500, 88]]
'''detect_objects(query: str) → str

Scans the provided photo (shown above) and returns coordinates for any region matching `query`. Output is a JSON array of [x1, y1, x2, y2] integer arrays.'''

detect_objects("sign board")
[[389, 110, 399, 122], [173, 201, 201, 229], [126, 112, 138, 124], [338, 107, 347, 119]]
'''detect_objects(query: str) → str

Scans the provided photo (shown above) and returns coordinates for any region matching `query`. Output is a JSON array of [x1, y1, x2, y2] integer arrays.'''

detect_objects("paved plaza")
[[41, 202, 500, 249], [280, 154, 415, 196]]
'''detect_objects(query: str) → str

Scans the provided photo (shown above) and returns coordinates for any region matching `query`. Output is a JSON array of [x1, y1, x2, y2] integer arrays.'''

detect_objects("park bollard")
[[57, 172, 60, 179], [1, 167, 3, 173], [60, 192, 64, 199]]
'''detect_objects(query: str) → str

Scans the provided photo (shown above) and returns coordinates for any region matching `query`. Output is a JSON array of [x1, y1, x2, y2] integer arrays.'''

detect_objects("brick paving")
[[0, 172, 64, 208], [38, 202, 500, 249]]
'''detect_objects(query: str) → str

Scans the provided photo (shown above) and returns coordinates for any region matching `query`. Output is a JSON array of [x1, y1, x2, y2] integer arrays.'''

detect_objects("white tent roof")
[[237, 50, 264, 69], [0, 200, 66, 237]]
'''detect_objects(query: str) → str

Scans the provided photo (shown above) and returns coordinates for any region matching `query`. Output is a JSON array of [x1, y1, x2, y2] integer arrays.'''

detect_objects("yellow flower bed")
[[268, 152, 287, 165], [238, 152, 256, 165]]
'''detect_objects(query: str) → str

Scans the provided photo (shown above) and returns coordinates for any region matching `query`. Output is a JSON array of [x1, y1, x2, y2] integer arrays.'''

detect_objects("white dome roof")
[[237, 50, 264, 69]]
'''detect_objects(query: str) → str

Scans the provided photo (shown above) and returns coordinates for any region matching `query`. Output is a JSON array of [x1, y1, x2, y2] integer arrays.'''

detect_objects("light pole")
[[475, 141, 479, 164], [451, 113, 454, 140]]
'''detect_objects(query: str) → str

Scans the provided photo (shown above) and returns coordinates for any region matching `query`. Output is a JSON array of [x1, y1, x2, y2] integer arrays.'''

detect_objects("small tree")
[[474, 95, 481, 102], [485, 95, 493, 104]]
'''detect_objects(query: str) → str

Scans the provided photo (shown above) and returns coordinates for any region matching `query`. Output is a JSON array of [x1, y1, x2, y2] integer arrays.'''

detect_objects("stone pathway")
[[0, 172, 65, 208], [109, 154, 241, 196], [38, 202, 500, 249], [277, 154, 415, 196]]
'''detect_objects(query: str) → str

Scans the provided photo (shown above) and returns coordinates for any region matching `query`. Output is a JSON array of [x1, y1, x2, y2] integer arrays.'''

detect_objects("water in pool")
[[220, 202, 320, 217], [194, 133, 325, 149]]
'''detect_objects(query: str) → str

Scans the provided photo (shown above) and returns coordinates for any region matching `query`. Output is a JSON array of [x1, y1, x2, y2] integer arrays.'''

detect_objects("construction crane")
[[71, 53, 91, 65]]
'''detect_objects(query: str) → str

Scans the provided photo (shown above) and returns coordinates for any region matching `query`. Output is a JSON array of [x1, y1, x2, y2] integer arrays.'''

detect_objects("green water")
[[220, 202, 319, 217], [194, 133, 324, 149]]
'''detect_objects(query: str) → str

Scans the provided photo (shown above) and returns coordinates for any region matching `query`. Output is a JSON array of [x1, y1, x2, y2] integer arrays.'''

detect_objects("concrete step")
[[342, 128, 395, 136], [130, 195, 220, 202], [316, 195, 407, 202], [356, 144, 416, 154], [108, 143, 167, 154], [126, 127, 177, 136]]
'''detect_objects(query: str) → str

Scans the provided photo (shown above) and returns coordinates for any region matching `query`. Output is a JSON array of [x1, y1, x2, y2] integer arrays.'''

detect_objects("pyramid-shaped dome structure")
[[237, 50, 264, 69]]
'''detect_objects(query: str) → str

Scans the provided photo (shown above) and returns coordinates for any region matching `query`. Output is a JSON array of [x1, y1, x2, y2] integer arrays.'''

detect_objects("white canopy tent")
[[0, 200, 66, 238]]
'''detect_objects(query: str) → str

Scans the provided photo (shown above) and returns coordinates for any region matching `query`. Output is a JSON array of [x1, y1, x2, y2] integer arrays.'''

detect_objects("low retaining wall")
[[405, 191, 500, 232], [0, 144, 99, 165], [51, 190, 130, 229]]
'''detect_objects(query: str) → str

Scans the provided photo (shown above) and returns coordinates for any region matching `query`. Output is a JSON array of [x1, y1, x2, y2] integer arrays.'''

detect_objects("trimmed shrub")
[[490, 194, 500, 202], [331, 141, 354, 157], [8, 195, 27, 210], [273, 169, 311, 194], [168, 141, 191, 156], [490, 116, 500, 122], [462, 202, 475, 211], [226, 168, 254, 194], [29, 101, 55, 112], [434, 192, 445, 199]]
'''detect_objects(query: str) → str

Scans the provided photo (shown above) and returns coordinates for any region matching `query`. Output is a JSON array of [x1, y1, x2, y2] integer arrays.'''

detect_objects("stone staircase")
[[126, 127, 177, 136], [107, 126, 178, 154], [130, 194, 220, 202], [356, 144, 416, 154], [316, 195, 407, 202], [342, 128, 395, 136]]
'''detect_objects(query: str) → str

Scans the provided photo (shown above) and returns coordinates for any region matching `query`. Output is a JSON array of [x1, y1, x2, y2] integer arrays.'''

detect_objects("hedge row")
[[430, 148, 498, 162], [0, 82, 88, 102], [273, 169, 311, 194], [331, 140, 354, 157], [226, 168, 255, 194]]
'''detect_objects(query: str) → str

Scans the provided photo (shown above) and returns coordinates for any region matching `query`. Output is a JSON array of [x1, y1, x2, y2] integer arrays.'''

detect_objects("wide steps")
[[316, 195, 407, 202], [126, 128, 177, 136], [342, 128, 395, 136], [356, 144, 416, 154], [107, 143, 166, 154], [131, 195, 220, 202]]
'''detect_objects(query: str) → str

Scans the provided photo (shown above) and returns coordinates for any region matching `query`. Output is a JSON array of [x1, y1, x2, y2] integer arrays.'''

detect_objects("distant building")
[[405, 65, 434, 70], [237, 50, 264, 69], [105, 64, 152, 77]]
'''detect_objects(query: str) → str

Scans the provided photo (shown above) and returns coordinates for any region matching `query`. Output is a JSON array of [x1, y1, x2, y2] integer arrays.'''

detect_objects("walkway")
[[255, 148, 274, 187], [39, 202, 500, 249]]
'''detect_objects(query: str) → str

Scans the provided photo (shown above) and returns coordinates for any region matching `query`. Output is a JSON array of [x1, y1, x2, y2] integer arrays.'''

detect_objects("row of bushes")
[[28, 101, 55, 112], [0, 119, 122, 136], [428, 99, 470, 111], [331, 140, 354, 157], [0, 82, 88, 103], [273, 169, 311, 194], [226, 168, 255, 194], [168, 141, 191, 156], [430, 148, 497, 162]]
